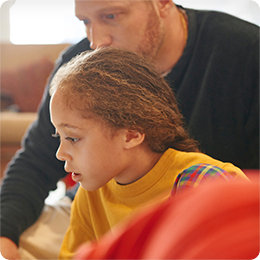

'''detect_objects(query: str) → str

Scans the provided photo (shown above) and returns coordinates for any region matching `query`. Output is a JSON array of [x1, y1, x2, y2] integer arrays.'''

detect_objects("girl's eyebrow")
[[57, 123, 81, 130]]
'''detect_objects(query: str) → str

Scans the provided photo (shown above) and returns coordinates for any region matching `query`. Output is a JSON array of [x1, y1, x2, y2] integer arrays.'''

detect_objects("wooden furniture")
[[0, 112, 37, 180], [0, 43, 69, 181]]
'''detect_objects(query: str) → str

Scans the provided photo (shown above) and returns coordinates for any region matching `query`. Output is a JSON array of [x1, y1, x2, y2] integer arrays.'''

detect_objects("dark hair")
[[50, 48, 199, 153]]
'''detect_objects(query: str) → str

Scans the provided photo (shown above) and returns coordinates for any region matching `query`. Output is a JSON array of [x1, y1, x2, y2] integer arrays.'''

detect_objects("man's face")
[[75, 0, 164, 61]]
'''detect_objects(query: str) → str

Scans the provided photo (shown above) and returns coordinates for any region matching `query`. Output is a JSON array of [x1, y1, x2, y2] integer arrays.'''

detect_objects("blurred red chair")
[[243, 169, 260, 180], [76, 177, 259, 259]]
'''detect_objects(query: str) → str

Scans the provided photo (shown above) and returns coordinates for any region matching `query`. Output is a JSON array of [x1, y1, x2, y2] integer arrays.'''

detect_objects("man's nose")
[[87, 24, 112, 49]]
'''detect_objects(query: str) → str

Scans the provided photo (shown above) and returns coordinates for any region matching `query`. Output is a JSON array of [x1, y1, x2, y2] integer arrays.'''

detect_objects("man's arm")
[[243, 39, 259, 169], [0, 66, 67, 246], [0, 38, 90, 247]]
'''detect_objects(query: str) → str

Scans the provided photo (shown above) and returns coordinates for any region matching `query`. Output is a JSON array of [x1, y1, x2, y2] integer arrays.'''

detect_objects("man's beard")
[[137, 9, 163, 62]]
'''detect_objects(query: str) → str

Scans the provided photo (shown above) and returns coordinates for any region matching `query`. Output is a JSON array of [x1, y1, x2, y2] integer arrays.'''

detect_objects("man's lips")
[[71, 172, 82, 182]]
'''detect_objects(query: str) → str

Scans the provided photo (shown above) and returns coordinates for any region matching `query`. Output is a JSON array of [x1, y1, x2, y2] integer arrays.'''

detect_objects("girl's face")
[[50, 90, 130, 191]]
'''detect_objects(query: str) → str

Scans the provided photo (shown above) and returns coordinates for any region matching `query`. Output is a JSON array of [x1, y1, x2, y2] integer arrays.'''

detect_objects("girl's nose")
[[56, 143, 71, 162]]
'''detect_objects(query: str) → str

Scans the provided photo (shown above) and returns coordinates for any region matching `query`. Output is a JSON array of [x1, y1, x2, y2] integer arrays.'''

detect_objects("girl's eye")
[[52, 132, 79, 143], [65, 137, 79, 143]]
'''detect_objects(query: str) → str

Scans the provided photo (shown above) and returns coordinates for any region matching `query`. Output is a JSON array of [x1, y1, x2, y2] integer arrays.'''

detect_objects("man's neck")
[[155, 7, 188, 75]]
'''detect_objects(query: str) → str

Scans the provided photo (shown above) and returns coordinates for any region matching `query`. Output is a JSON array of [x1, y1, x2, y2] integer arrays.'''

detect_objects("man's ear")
[[123, 129, 145, 149], [156, 0, 173, 18]]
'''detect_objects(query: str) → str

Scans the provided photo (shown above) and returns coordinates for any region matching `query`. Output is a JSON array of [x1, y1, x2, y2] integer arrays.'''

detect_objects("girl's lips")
[[71, 172, 82, 182]]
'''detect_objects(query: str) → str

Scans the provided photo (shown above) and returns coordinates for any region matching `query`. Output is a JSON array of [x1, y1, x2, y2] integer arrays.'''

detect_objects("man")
[[0, 0, 259, 259]]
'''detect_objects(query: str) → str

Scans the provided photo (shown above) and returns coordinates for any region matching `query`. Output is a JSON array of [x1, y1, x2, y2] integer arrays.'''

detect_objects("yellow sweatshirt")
[[59, 148, 246, 259]]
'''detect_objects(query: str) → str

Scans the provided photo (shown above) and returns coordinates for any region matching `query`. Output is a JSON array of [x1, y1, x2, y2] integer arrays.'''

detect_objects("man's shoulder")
[[182, 8, 259, 64], [187, 8, 258, 44], [60, 38, 91, 64]]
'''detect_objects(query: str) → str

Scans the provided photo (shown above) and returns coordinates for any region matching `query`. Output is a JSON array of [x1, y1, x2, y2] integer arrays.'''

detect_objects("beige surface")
[[0, 112, 37, 144], [19, 196, 71, 260], [0, 43, 70, 70]]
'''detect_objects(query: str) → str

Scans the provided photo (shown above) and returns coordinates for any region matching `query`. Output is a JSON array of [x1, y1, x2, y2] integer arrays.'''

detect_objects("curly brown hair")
[[50, 48, 199, 153]]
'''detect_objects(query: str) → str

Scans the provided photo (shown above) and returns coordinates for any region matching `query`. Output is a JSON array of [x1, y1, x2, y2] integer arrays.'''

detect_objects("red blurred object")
[[62, 172, 76, 189], [76, 178, 259, 259], [243, 169, 260, 180]]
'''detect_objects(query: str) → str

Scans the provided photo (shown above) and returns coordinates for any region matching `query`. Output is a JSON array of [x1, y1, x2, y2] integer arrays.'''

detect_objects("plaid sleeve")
[[172, 163, 236, 195]]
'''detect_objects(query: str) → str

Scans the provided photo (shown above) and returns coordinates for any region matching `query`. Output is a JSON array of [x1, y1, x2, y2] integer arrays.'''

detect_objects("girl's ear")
[[123, 129, 145, 149]]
